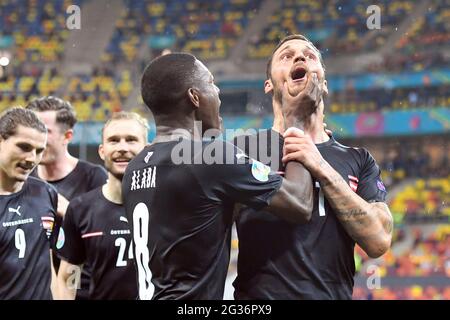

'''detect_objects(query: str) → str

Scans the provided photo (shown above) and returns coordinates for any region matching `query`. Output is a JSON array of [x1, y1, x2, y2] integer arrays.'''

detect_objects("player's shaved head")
[[141, 53, 199, 116]]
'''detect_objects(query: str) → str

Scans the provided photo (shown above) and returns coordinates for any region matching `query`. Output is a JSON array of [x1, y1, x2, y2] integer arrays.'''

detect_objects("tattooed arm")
[[283, 130, 393, 258], [316, 164, 393, 258]]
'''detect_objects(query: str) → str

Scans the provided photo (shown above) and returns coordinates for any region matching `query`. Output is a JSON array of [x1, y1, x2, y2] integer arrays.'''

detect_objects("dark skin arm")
[[266, 151, 314, 224], [232, 132, 313, 224]]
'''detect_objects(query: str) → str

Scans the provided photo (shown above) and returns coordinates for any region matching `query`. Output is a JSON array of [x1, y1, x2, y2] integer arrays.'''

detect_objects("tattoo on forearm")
[[320, 173, 346, 187], [318, 159, 327, 169], [321, 173, 391, 236], [335, 208, 368, 220], [320, 170, 393, 255]]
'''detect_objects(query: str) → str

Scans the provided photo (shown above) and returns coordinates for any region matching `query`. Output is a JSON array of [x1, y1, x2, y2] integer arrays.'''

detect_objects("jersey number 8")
[[133, 203, 155, 300]]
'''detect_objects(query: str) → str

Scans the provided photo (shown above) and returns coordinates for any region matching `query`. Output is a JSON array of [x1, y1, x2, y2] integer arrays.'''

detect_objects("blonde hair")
[[102, 111, 149, 142]]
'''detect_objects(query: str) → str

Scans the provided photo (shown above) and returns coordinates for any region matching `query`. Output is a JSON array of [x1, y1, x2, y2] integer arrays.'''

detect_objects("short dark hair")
[[26, 96, 77, 131], [0, 107, 47, 140], [266, 34, 325, 80], [141, 53, 198, 115]]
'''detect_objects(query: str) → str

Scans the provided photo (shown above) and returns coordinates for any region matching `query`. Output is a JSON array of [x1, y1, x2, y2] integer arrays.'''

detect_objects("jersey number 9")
[[15, 228, 26, 259]]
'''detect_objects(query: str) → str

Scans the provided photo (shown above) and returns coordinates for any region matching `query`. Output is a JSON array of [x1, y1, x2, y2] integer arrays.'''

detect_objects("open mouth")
[[113, 158, 131, 164], [17, 163, 33, 171], [290, 66, 307, 82]]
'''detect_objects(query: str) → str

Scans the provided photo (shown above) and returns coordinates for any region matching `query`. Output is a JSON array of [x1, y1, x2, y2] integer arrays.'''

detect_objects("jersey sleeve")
[[232, 130, 284, 172], [56, 199, 86, 265], [46, 183, 60, 249], [87, 166, 108, 190], [192, 140, 283, 210], [356, 149, 387, 203]]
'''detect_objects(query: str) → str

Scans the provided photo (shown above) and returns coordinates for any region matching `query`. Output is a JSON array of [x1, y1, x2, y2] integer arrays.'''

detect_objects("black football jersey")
[[56, 187, 138, 300], [233, 129, 387, 300], [33, 160, 107, 201], [122, 138, 283, 300], [0, 177, 58, 300], [33, 159, 108, 299]]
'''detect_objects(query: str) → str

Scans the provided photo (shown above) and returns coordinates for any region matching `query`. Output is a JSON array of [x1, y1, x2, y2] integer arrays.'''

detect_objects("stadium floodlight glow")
[[0, 56, 9, 67]]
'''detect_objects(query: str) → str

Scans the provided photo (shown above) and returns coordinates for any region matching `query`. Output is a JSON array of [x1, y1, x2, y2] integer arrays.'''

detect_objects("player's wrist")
[[314, 158, 333, 182]]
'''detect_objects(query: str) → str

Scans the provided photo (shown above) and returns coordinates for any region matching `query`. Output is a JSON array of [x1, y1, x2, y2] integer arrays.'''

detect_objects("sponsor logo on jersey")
[[348, 175, 359, 192], [119, 216, 128, 223], [8, 206, 22, 216], [56, 227, 65, 249], [251, 160, 270, 182], [144, 151, 153, 163]]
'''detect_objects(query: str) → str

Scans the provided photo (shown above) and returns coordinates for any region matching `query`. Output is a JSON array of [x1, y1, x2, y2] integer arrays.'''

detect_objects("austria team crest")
[[348, 175, 359, 192], [41, 216, 54, 239]]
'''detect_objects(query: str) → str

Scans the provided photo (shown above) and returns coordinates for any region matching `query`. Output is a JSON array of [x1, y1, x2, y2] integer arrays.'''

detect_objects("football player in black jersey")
[[233, 35, 394, 300], [26, 96, 107, 213], [55, 112, 148, 299], [0, 107, 58, 299], [26, 96, 107, 299], [122, 53, 315, 300]]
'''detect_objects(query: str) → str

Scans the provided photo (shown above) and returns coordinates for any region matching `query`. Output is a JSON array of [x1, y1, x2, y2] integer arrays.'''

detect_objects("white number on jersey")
[[133, 202, 155, 300], [315, 182, 326, 217], [114, 237, 134, 267], [115, 238, 127, 267], [15, 228, 26, 258]]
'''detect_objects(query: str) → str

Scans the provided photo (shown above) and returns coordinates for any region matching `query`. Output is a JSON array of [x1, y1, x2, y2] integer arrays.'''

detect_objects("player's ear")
[[187, 88, 200, 109], [264, 79, 273, 94], [323, 79, 329, 96], [98, 144, 105, 161], [63, 129, 74, 145]]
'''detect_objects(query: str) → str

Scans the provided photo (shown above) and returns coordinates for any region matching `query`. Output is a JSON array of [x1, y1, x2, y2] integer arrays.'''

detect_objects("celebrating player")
[[233, 35, 394, 300], [122, 52, 314, 300], [26, 96, 108, 299], [55, 112, 148, 299], [0, 107, 58, 299], [26, 96, 107, 211]]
